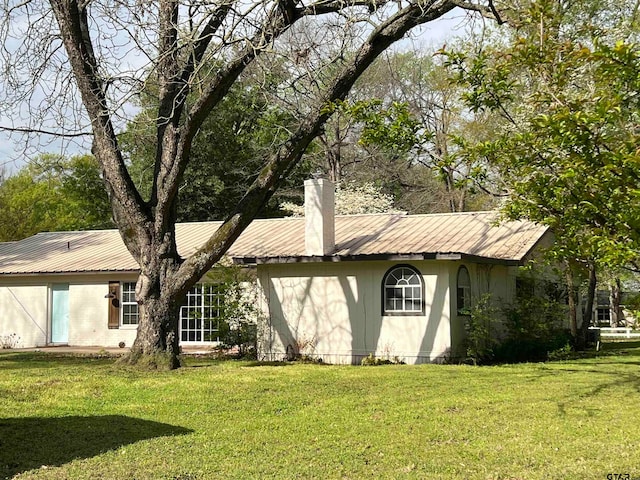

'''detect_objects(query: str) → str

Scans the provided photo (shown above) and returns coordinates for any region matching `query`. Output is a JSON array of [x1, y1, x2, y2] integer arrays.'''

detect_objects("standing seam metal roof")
[[0, 211, 548, 275]]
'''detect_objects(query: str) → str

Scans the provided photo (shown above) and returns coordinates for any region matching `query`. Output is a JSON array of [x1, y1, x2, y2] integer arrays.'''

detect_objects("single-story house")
[[0, 178, 550, 363]]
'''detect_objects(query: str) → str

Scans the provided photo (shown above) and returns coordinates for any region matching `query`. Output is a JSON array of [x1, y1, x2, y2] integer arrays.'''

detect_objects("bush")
[[494, 332, 573, 363], [218, 319, 257, 359], [361, 353, 404, 366], [0, 333, 20, 349], [494, 295, 571, 363], [463, 295, 498, 365]]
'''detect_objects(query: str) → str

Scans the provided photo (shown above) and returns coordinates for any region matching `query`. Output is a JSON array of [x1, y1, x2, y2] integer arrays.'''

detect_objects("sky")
[[0, 7, 473, 175]]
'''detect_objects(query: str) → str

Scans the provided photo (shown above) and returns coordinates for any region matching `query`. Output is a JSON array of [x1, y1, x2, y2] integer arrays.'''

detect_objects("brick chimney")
[[304, 176, 335, 256]]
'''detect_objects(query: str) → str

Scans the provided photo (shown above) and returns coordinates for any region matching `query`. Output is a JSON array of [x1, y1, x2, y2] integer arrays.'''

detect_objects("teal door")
[[51, 284, 69, 344]]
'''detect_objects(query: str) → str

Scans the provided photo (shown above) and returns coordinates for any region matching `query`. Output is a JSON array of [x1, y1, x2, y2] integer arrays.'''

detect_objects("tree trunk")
[[578, 263, 596, 350], [565, 264, 578, 341], [120, 235, 186, 369], [610, 277, 622, 327], [126, 293, 182, 370]]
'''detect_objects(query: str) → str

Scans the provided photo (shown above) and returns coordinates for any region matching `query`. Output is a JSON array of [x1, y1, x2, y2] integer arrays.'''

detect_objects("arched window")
[[382, 265, 424, 315], [457, 266, 471, 314]]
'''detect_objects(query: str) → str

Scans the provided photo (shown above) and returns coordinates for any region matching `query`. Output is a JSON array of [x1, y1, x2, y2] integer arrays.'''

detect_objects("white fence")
[[589, 327, 640, 339]]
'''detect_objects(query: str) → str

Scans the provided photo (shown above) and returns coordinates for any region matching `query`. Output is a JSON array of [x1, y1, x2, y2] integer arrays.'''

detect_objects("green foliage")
[[547, 342, 574, 361], [0, 154, 112, 241], [443, 1, 640, 267], [360, 353, 405, 366], [495, 285, 572, 363], [202, 262, 259, 358], [314, 50, 498, 214], [326, 99, 428, 155], [121, 82, 312, 222], [463, 294, 498, 365]]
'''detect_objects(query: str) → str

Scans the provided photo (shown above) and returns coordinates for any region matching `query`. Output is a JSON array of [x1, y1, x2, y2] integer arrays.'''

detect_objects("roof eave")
[[233, 252, 522, 266], [0, 269, 141, 278]]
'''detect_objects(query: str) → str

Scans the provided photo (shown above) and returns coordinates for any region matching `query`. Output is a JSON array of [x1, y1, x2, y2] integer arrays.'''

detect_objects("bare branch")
[[0, 125, 92, 137]]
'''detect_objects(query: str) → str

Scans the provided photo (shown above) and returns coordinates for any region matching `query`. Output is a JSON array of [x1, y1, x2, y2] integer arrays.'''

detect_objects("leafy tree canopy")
[[121, 80, 314, 222], [0, 155, 112, 241], [444, 0, 640, 268]]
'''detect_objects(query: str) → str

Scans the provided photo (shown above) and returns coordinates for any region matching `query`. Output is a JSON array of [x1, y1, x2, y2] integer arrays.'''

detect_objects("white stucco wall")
[[67, 281, 138, 348], [0, 285, 48, 348], [257, 260, 452, 365], [0, 274, 139, 349]]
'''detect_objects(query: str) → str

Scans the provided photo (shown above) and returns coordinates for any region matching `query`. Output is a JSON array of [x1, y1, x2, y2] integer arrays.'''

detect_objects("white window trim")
[[120, 281, 139, 328], [382, 265, 425, 316], [179, 284, 223, 344]]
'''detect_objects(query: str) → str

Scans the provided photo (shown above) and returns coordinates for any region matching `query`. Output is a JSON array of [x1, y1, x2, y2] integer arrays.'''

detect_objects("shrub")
[[203, 262, 260, 359], [494, 294, 571, 363], [0, 333, 20, 349], [463, 294, 498, 365], [360, 353, 404, 366]]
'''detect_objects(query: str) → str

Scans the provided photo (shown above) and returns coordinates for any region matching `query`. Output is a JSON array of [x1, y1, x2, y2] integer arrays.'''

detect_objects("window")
[[180, 284, 224, 343], [121, 282, 139, 325], [457, 266, 471, 315], [596, 306, 611, 325], [382, 265, 424, 315]]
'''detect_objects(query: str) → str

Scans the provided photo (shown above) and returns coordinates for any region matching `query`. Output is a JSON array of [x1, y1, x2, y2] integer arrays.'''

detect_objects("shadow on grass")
[[0, 352, 118, 370], [0, 415, 192, 478]]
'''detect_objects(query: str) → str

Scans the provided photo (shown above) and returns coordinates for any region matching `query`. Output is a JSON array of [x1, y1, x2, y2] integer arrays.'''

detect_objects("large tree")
[[444, 0, 640, 345], [0, 0, 501, 368]]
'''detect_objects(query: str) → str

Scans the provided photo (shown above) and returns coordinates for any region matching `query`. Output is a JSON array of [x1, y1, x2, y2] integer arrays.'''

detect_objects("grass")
[[1, 344, 639, 479]]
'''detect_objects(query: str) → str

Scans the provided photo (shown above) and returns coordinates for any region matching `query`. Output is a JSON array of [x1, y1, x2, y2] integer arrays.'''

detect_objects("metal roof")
[[0, 211, 549, 275]]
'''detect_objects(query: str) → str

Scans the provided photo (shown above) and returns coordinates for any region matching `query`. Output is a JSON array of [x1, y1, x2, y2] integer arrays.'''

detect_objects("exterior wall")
[[449, 262, 519, 360], [0, 274, 139, 349], [67, 281, 138, 348], [257, 260, 452, 365], [0, 284, 48, 348]]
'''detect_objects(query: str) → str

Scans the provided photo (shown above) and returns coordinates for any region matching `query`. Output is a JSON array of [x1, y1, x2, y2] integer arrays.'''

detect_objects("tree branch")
[[49, 0, 150, 258], [175, 0, 460, 294], [0, 126, 92, 137]]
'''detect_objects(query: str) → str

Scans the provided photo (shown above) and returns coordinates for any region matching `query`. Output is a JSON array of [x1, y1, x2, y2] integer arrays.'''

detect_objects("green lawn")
[[1, 345, 639, 479]]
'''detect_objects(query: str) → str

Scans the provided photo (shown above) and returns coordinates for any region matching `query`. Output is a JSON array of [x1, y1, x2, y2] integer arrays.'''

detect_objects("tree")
[[360, 50, 501, 213], [0, 0, 502, 368], [0, 155, 112, 241], [302, 50, 500, 214], [444, 0, 640, 346], [121, 76, 313, 222]]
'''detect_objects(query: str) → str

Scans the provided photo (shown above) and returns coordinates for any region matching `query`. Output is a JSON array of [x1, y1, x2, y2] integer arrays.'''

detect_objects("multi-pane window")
[[121, 282, 139, 325], [457, 266, 471, 315], [383, 265, 424, 315], [596, 306, 611, 325], [180, 284, 224, 343]]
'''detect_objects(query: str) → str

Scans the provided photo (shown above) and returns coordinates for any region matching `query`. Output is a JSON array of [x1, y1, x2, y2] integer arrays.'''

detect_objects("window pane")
[[457, 267, 471, 313], [408, 299, 422, 311]]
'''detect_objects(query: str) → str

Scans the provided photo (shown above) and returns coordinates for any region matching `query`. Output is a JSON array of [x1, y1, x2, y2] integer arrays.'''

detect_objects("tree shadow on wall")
[[0, 415, 192, 478]]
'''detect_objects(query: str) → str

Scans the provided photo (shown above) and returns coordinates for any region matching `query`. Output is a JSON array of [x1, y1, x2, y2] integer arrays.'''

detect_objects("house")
[[0, 178, 550, 363]]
